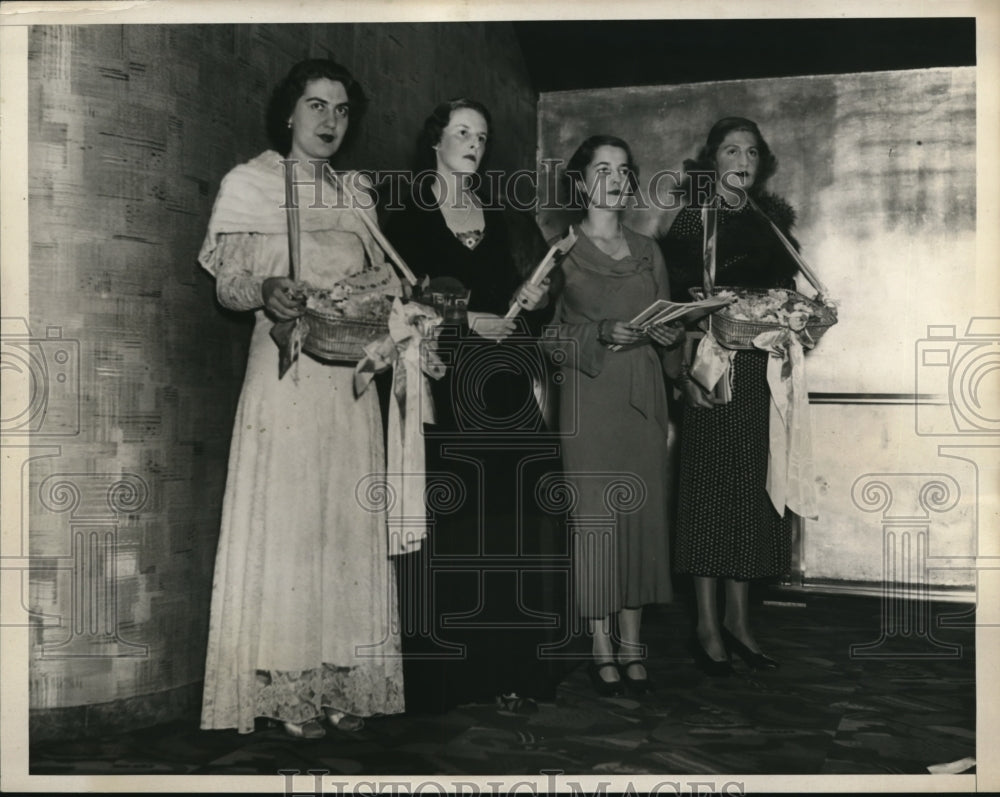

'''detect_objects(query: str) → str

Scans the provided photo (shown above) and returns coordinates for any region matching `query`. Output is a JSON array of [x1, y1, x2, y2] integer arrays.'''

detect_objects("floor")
[[29, 591, 976, 778]]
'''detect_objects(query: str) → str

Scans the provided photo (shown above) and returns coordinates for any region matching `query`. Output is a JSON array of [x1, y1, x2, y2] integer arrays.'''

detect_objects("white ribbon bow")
[[354, 299, 445, 555], [752, 327, 818, 519], [690, 331, 736, 395]]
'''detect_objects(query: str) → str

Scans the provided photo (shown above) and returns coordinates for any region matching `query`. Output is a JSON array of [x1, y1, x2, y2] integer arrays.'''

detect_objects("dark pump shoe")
[[721, 627, 780, 670], [688, 636, 733, 677], [618, 660, 654, 695], [588, 661, 625, 696], [496, 693, 539, 715]]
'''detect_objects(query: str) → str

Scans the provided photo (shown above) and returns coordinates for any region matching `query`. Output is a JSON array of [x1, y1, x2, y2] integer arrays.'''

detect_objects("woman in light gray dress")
[[548, 135, 685, 696]]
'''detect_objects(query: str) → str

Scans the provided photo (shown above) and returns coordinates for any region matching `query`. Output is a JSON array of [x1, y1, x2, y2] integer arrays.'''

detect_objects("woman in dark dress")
[[661, 117, 800, 675], [384, 98, 568, 714]]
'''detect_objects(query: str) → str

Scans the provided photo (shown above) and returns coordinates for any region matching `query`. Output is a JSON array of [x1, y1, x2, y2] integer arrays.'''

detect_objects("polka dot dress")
[[673, 348, 792, 579], [663, 199, 801, 581]]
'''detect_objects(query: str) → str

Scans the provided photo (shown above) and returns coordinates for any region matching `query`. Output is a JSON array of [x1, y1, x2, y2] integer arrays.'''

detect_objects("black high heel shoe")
[[496, 693, 540, 715], [688, 636, 733, 677], [588, 662, 625, 696], [618, 660, 654, 695], [721, 627, 780, 670]]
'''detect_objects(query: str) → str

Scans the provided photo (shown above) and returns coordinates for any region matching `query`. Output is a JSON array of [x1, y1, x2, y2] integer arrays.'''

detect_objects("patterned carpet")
[[30, 592, 976, 777]]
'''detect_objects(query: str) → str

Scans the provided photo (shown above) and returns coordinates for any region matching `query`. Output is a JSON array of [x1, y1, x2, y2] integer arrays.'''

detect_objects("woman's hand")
[[647, 321, 686, 348], [513, 277, 550, 312], [598, 320, 646, 348], [469, 311, 517, 342], [679, 378, 720, 409], [262, 277, 307, 321]]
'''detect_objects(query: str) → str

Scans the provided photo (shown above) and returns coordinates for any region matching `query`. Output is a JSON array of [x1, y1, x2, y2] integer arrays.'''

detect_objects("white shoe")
[[324, 708, 365, 732], [282, 718, 326, 739]]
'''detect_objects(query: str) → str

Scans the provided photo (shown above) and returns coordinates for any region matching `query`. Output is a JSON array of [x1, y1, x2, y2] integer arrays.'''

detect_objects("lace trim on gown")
[[199, 229, 405, 732], [213, 233, 267, 311], [253, 661, 406, 723]]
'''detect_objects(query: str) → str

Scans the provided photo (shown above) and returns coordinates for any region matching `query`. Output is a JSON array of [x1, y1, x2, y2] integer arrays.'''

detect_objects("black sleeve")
[[659, 207, 705, 301], [754, 193, 801, 288]]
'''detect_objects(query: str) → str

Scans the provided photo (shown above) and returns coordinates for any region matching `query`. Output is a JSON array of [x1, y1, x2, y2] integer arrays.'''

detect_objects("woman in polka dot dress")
[[661, 117, 800, 675]]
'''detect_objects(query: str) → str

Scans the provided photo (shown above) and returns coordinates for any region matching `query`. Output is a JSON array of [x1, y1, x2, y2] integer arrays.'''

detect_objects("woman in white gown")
[[198, 59, 404, 738]]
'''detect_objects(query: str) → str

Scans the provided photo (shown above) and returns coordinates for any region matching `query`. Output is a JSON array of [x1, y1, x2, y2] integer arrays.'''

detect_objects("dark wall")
[[26, 22, 537, 739]]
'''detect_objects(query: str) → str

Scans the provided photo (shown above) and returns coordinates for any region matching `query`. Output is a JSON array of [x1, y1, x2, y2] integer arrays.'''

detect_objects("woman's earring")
[[287, 120, 292, 129]]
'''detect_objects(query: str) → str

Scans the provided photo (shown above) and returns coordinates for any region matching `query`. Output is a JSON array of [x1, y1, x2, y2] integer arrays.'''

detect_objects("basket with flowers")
[[689, 286, 837, 350], [692, 196, 839, 350], [275, 168, 426, 371], [300, 280, 397, 362]]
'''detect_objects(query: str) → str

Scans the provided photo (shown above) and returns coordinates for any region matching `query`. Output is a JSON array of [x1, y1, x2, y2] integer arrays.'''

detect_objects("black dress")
[[384, 184, 571, 713], [661, 194, 800, 580]]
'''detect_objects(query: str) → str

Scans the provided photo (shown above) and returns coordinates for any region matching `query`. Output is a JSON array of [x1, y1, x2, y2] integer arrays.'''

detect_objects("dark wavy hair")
[[683, 116, 778, 197], [412, 97, 493, 174], [565, 135, 640, 209], [265, 58, 368, 156]]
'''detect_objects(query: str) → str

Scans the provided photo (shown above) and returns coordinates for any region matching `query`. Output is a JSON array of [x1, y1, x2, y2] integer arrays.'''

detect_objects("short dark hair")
[[684, 116, 778, 196], [565, 135, 640, 209], [265, 58, 368, 156], [414, 98, 493, 173]]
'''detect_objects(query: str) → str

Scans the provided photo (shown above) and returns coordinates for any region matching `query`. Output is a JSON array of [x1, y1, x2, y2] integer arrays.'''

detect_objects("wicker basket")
[[279, 169, 416, 371], [691, 197, 839, 351], [689, 286, 838, 350], [301, 308, 389, 362]]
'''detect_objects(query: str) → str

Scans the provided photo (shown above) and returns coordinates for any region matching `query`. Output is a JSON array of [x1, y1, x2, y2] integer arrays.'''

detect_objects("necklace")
[[583, 221, 628, 258], [441, 194, 484, 249]]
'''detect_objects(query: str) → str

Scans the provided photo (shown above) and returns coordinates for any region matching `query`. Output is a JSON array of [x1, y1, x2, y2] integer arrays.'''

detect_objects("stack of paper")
[[607, 294, 735, 352]]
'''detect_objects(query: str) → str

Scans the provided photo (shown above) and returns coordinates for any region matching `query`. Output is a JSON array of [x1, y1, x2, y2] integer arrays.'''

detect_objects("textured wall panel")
[[538, 69, 978, 590], [537, 68, 976, 395]]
